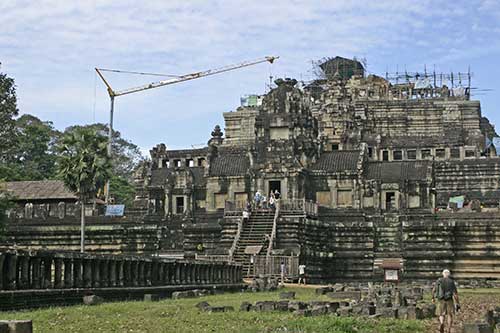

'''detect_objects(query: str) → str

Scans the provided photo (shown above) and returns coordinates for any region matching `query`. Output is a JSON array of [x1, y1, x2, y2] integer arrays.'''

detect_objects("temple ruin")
[[5, 56, 500, 283]]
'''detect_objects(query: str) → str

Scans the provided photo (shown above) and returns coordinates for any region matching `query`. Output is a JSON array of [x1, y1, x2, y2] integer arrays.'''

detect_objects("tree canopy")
[[0, 64, 19, 163], [56, 127, 112, 201]]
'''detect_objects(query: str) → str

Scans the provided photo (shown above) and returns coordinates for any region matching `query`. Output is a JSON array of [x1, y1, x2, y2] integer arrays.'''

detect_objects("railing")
[[253, 255, 299, 278], [280, 199, 318, 217], [0, 248, 242, 291], [228, 217, 243, 261], [194, 254, 232, 263], [266, 203, 281, 259]]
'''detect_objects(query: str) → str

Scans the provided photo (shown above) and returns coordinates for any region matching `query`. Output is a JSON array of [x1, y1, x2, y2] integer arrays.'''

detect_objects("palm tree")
[[57, 128, 111, 252]]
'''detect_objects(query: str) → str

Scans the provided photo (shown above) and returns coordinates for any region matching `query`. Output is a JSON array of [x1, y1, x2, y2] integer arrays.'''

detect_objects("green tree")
[[57, 127, 111, 252], [0, 186, 13, 240], [64, 123, 143, 205], [0, 64, 19, 163]]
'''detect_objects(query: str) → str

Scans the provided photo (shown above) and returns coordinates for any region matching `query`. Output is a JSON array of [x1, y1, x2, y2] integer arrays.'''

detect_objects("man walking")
[[432, 269, 460, 333], [298, 264, 306, 285]]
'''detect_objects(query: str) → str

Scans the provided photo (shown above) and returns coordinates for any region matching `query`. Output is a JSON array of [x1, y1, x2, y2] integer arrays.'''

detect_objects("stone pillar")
[[164, 263, 172, 284], [101, 260, 109, 288], [157, 262, 164, 285], [123, 260, 132, 287], [202, 265, 208, 284], [138, 261, 145, 287], [151, 261, 158, 286], [175, 262, 181, 284], [117, 260, 125, 287], [109, 260, 117, 287], [31, 257, 42, 289], [42, 257, 52, 289], [73, 258, 83, 288], [19, 255, 30, 289], [131, 260, 139, 287], [54, 258, 63, 289], [64, 258, 74, 288], [6, 254, 17, 290], [193, 264, 199, 284], [92, 259, 100, 288], [145, 261, 152, 286], [83, 259, 93, 288], [0, 253, 5, 290]]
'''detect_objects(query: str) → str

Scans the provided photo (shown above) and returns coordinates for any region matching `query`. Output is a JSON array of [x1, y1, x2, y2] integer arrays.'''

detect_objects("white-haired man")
[[432, 269, 460, 333]]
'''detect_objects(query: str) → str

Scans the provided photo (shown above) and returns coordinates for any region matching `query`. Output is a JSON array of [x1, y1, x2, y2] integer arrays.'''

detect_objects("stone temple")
[[5, 56, 500, 283]]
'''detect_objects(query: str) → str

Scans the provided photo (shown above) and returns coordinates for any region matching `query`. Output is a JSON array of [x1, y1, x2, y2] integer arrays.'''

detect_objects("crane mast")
[[95, 55, 279, 203]]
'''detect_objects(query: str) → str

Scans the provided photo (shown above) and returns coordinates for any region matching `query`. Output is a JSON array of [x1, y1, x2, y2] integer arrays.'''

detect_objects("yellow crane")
[[96, 56, 279, 203]]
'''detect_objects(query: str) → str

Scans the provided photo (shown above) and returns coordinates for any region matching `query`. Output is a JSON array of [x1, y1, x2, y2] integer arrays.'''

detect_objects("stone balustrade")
[[0, 248, 242, 291]]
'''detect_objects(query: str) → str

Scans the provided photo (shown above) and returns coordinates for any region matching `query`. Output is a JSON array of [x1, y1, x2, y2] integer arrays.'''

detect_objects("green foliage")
[[0, 287, 427, 332], [109, 175, 136, 206], [64, 123, 143, 180], [56, 127, 112, 200], [0, 65, 19, 162], [0, 186, 13, 239], [0, 114, 60, 181]]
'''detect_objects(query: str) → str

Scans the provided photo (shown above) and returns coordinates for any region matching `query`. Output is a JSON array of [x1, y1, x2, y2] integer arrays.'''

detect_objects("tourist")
[[262, 195, 267, 209], [254, 191, 262, 208], [432, 269, 460, 333], [242, 209, 249, 223], [274, 189, 280, 200], [269, 195, 275, 210], [246, 200, 252, 212], [298, 264, 306, 285]]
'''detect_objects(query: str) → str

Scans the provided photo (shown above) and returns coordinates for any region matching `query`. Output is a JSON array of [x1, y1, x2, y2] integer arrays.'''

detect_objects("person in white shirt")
[[298, 264, 306, 285]]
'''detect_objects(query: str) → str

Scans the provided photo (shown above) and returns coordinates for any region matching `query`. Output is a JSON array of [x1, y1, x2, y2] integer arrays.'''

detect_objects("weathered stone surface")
[[275, 301, 289, 311], [311, 305, 329, 316], [172, 291, 196, 299], [208, 306, 234, 313], [462, 322, 493, 333], [294, 309, 311, 316], [315, 287, 332, 295], [326, 291, 361, 301], [377, 307, 398, 319], [196, 301, 211, 311], [0, 322, 7, 333], [288, 301, 307, 312], [83, 295, 103, 306], [337, 306, 353, 316], [398, 306, 423, 320], [240, 301, 252, 312], [2, 320, 33, 333], [144, 294, 160, 302], [254, 301, 276, 312]]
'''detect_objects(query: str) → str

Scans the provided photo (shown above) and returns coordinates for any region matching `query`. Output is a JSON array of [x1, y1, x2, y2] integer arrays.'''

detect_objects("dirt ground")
[[424, 290, 500, 333]]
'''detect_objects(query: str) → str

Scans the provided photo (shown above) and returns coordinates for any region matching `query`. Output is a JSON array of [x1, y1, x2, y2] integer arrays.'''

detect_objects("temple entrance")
[[269, 180, 281, 198], [175, 196, 185, 214], [385, 192, 396, 210]]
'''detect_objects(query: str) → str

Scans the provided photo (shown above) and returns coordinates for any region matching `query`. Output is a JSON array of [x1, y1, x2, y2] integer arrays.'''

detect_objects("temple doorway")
[[269, 180, 281, 198]]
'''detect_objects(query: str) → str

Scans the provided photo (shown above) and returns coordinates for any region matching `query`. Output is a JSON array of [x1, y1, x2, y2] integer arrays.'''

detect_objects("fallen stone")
[[83, 295, 103, 306], [195, 301, 211, 311], [294, 309, 311, 316], [240, 302, 252, 312], [332, 283, 345, 292], [399, 306, 424, 320], [462, 322, 494, 333], [172, 291, 196, 299], [288, 301, 307, 311], [337, 306, 352, 316], [275, 301, 289, 311], [326, 291, 361, 301], [377, 307, 398, 319], [311, 305, 329, 316], [208, 306, 234, 313], [255, 301, 276, 312], [144, 294, 160, 302], [279, 291, 296, 299], [1, 320, 33, 333]]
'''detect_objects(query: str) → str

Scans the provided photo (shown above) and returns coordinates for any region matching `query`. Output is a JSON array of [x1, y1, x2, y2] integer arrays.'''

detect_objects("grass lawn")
[[0, 287, 426, 333]]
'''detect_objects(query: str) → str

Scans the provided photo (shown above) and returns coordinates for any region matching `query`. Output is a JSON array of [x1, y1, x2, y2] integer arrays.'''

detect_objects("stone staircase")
[[374, 213, 403, 271], [232, 210, 274, 276]]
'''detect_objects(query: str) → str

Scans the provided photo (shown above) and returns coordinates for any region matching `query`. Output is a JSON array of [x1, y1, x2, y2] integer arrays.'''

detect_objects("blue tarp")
[[105, 204, 125, 216], [492, 137, 500, 156]]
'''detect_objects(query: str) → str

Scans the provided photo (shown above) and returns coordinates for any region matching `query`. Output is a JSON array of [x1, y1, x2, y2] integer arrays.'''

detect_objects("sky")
[[1, 0, 500, 155]]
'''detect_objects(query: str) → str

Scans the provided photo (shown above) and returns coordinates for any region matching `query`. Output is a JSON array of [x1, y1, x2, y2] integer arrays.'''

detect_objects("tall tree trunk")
[[80, 201, 85, 253]]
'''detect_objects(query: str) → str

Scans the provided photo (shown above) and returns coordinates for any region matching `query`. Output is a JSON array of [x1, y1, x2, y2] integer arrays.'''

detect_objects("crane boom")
[[95, 55, 278, 204], [96, 56, 278, 97]]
